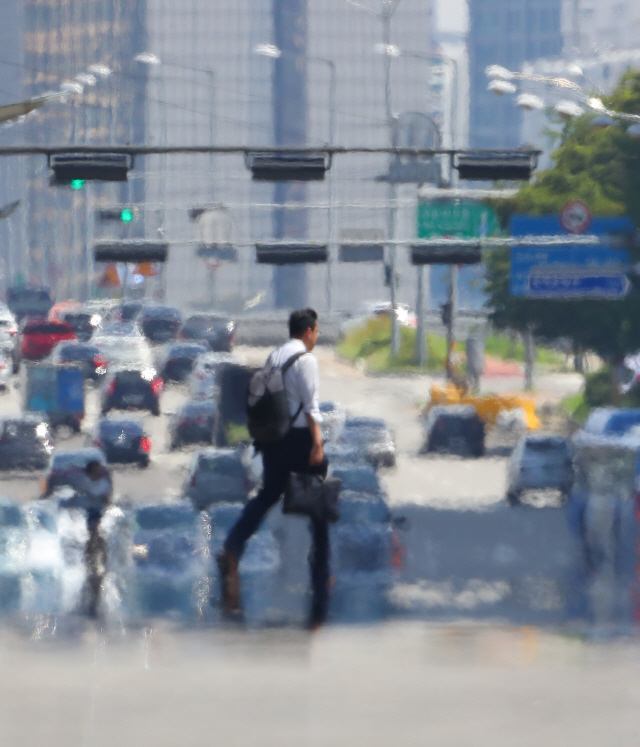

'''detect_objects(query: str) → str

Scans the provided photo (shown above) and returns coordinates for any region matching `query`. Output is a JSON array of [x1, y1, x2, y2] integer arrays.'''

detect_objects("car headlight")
[[141, 367, 157, 381], [90, 314, 102, 327], [36, 423, 49, 439], [226, 322, 235, 332]]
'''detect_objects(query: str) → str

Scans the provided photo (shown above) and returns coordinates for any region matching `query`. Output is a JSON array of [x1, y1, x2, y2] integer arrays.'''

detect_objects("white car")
[[187, 352, 236, 399], [94, 335, 155, 372]]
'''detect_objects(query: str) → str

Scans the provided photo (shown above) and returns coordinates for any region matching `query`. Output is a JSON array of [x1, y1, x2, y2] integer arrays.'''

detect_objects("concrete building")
[[6, 0, 147, 300], [563, 0, 640, 56], [468, 0, 563, 148], [143, 0, 436, 313]]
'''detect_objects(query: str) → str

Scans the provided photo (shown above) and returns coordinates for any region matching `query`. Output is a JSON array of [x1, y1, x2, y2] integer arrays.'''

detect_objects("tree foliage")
[[484, 69, 640, 360]]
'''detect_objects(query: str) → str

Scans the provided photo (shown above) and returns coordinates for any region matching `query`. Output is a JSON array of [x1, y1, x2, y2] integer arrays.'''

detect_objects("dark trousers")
[[225, 428, 330, 623]]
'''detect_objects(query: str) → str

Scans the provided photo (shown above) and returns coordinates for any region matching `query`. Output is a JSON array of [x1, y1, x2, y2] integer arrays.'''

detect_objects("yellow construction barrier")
[[429, 384, 541, 430]]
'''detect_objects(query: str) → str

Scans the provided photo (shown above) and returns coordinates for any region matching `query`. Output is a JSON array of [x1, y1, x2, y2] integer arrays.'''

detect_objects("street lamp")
[[486, 65, 640, 126]]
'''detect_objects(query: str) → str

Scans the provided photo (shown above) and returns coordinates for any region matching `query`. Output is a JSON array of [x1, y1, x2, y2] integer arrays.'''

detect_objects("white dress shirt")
[[267, 338, 322, 428]]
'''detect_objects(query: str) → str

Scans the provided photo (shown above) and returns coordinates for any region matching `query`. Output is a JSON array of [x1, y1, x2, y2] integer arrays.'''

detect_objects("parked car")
[[19, 318, 76, 362], [0, 415, 53, 471], [182, 448, 253, 511], [159, 342, 208, 382], [100, 367, 163, 416], [112, 300, 145, 323], [0, 349, 12, 390], [187, 352, 236, 400], [582, 407, 640, 437], [48, 342, 108, 382], [0, 305, 18, 338], [169, 400, 217, 450], [6, 286, 53, 322], [506, 433, 574, 505], [338, 416, 396, 467], [58, 308, 99, 342], [92, 417, 151, 468], [139, 305, 182, 344], [421, 405, 485, 458], [42, 447, 109, 496], [93, 335, 153, 370], [181, 313, 235, 352]]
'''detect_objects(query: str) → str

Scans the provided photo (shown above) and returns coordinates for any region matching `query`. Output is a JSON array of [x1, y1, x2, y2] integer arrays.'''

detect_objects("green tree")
[[484, 69, 640, 362]]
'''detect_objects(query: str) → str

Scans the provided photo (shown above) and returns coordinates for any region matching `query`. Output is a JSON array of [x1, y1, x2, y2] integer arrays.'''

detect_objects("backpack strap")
[[280, 350, 306, 375], [281, 350, 307, 426]]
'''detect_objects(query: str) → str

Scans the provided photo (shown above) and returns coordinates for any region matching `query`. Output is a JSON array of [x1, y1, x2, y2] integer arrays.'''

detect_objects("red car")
[[20, 318, 76, 361]]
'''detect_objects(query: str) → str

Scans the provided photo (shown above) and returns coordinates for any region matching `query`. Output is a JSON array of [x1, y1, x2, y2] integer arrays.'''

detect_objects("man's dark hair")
[[289, 308, 318, 338]]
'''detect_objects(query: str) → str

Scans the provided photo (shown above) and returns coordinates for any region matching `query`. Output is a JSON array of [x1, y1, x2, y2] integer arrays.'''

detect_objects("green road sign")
[[417, 200, 499, 239]]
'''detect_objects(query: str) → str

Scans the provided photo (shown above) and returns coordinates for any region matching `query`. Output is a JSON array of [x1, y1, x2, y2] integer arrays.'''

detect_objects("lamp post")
[[254, 45, 336, 312], [342, 0, 405, 356]]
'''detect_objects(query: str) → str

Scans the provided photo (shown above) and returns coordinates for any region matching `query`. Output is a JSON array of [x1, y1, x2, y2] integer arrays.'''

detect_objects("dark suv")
[[181, 313, 235, 352], [421, 405, 485, 458], [101, 367, 163, 416], [0, 415, 53, 471], [139, 306, 182, 344]]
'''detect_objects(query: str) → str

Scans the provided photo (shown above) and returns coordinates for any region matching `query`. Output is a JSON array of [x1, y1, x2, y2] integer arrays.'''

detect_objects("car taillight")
[[190, 475, 196, 487], [93, 439, 102, 448], [94, 355, 107, 369], [150, 378, 163, 396], [140, 436, 151, 453], [8, 329, 15, 336], [108, 380, 116, 395]]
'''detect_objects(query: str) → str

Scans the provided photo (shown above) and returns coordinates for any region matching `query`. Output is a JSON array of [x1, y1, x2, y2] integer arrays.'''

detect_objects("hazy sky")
[[436, 0, 468, 34]]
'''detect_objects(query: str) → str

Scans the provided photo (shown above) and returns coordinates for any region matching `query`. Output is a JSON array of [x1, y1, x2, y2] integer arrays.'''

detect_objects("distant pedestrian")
[[217, 308, 329, 628]]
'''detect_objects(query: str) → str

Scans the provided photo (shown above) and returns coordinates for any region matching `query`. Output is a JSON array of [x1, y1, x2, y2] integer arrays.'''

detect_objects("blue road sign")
[[510, 215, 633, 299]]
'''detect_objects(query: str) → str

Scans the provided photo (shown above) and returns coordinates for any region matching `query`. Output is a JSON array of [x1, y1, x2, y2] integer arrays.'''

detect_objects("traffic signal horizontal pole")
[[0, 145, 542, 157], [170, 235, 610, 248]]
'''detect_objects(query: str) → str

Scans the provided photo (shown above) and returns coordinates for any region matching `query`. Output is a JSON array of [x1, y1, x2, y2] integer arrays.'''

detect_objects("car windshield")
[[51, 450, 104, 469], [169, 344, 206, 358], [99, 338, 152, 368], [2, 422, 42, 441], [24, 322, 71, 335], [142, 307, 181, 321], [99, 420, 143, 437], [197, 454, 244, 475], [182, 402, 215, 417], [58, 344, 99, 361]]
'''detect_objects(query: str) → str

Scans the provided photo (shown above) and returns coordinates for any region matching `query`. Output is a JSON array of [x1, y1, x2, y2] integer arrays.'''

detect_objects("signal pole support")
[[445, 264, 458, 381], [524, 326, 535, 391], [415, 264, 429, 367]]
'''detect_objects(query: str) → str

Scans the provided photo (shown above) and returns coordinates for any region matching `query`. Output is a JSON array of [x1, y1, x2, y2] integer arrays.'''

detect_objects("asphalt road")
[[0, 345, 584, 509], [0, 347, 630, 747]]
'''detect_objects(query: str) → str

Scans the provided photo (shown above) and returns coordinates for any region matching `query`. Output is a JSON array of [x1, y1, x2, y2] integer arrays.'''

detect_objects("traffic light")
[[255, 243, 328, 264], [49, 152, 132, 185], [411, 242, 482, 265], [94, 240, 168, 263], [246, 151, 331, 181], [97, 207, 136, 222], [454, 151, 537, 181]]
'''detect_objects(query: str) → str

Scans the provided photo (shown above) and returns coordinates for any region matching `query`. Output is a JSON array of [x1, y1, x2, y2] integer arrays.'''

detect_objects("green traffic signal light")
[[70, 179, 85, 190], [120, 208, 134, 222]]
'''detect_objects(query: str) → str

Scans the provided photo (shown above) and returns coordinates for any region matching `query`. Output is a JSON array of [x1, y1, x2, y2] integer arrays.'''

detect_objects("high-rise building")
[[563, 0, 640, 55], [468, 0, 563, 148], [13, 0, 146, 300]]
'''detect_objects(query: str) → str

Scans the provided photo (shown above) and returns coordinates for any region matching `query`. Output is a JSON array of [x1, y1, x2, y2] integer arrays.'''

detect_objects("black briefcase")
[[284, 473, 341, 523]]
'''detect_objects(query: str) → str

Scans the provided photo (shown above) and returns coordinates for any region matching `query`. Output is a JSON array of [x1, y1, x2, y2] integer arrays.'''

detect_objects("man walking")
[[217, 308, 329, 628]]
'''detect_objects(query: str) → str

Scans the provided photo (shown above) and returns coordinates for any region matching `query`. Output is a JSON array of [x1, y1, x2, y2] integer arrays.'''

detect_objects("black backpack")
[[246, 351, 306, 444]]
